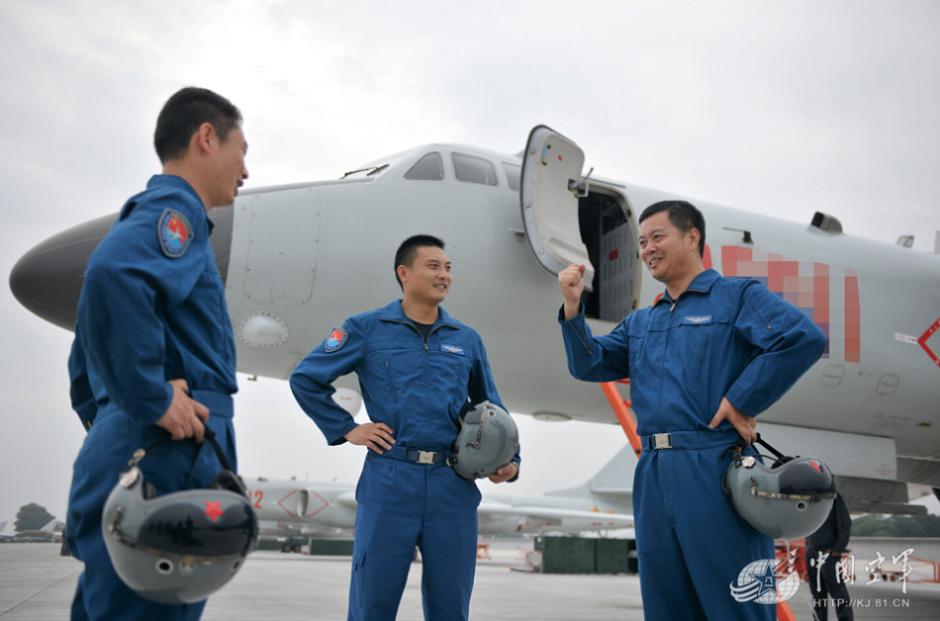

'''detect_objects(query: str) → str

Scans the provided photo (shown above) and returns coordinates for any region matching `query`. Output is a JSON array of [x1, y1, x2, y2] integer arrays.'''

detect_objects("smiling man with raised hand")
[[557, 200, 826, 620], [290, 234, 520, 621]]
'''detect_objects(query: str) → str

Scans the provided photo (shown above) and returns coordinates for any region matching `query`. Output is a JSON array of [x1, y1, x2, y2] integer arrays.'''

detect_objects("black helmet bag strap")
[[754, 433, 795, 466], [754, 433, 785, 460], [202, 426, 235, 473], [124, 426, 233, 473]]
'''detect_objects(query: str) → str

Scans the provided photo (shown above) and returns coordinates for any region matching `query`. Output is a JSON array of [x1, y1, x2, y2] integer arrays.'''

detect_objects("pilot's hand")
[[708, 396, 756, 445], [488, 462, 518, 484], [155, 379, 210, 442], [345, 422, 396, 454], [559, 264, 586, 320]]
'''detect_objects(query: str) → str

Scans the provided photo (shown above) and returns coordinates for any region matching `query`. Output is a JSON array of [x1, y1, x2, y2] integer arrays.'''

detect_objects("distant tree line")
[[14, 503, 56, 532], [852, 514, 940, 537]]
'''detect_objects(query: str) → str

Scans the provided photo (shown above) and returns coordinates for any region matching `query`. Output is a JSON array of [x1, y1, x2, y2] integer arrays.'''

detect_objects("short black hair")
[[153, 87, 242, 163], [638, 200, 706, 257], [394, 234, 445, 289]]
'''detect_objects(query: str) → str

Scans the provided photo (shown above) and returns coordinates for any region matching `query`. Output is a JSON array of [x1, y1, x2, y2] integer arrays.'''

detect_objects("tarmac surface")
[[2, 542, 939, 620]]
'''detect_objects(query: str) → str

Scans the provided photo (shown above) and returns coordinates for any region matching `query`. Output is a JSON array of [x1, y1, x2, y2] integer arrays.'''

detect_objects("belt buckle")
[[416, 450, 436, 465], [652, 433, 672, 450]]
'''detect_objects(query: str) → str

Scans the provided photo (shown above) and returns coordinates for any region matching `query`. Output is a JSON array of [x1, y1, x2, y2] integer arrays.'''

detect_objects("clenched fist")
[[559, 264, 586, 320]]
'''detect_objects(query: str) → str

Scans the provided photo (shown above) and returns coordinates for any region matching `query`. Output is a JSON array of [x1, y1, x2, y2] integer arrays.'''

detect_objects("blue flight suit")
[[66, 175, 239, 621], [290, 300, 516, 621], [560, 269, 826, 621]]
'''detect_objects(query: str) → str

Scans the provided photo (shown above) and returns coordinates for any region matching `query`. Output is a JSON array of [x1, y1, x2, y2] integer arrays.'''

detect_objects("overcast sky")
[[1, 0, 939, 524]]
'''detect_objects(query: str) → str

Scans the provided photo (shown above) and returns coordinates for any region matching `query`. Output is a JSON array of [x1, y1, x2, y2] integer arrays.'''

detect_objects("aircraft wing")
[[477, 501, 633, 527], [40, 518, 62, 532], [336, 493, 633, 527]]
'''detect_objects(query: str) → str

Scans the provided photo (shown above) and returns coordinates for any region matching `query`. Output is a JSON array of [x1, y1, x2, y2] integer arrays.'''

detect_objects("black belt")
[[379, 445, 452, 465], [641, 428, 741, 451]]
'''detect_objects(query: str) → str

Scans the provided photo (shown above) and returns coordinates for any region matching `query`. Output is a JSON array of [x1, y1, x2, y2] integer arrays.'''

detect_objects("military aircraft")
[[2, 518, 65, 543], [246, 445, 633, 546], [0, 520, 16, 543], [9, 125, 940, 515]]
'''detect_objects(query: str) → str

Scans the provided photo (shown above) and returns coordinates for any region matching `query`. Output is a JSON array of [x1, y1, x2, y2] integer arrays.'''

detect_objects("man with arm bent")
[[291, 234, 520, 620], [558, 201, 826, 620], [67, 87, 248, 621]]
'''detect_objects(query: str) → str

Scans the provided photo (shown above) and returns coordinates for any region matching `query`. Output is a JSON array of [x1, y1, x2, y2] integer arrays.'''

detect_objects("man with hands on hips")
[[558, 200, 826, 621], [291, 234, 519, 621]]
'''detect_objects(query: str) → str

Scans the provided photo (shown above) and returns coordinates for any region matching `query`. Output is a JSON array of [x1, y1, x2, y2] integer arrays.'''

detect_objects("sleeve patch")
[[157, 208, 194, 258], [324, 327, 348, 352]]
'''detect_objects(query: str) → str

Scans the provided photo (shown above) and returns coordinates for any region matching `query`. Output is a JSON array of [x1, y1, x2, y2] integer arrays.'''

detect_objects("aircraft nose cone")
[[9, 206, 234, 332], [9, 213, 115, 331]]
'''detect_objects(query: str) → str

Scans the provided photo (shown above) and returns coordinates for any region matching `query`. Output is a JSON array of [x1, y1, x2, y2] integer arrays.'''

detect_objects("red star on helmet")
[[204, 500, 223, 522]]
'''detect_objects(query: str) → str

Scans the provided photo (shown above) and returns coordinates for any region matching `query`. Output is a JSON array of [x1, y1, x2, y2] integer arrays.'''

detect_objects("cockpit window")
[[502, 162, 521, 192], [404, 152, 445, 181], [453, 152, 497, 186]]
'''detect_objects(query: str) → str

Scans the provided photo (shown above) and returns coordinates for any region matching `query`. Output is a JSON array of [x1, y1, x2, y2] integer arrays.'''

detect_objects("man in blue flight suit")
[[290, 234, 520, 621], [66, 87, 249, 621], [557, 201, 826, 621], [806, 493, 854, 620]]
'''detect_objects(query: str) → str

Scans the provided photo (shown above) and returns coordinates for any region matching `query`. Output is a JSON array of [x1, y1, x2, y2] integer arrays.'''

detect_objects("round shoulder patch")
[[157, 208, 193, 258], [324, 327, 348, 352]]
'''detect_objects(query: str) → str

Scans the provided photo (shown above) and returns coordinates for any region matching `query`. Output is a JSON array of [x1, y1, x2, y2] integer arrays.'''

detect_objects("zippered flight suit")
[[67, 175, 238, 621], [560, 269, 826, 620], [291, 300, 516, 621]]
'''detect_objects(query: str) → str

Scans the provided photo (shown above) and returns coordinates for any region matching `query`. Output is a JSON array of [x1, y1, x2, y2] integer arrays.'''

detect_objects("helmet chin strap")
[[125, 426, 232, 472], [732, 433, 794, 467], [754, 433, 789, 462], [202, 427, 235, 473]]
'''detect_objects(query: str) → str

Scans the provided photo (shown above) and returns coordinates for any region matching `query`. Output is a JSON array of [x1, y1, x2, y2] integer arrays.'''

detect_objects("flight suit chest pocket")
[[191, 269, 227, 349], [366, 347, 416, 404], [383, 358, 400, 402], [626, 331, 646, 376], [675, 316, 729, 389], [364, 349, 402, 403], [430, 347, 472, 393]]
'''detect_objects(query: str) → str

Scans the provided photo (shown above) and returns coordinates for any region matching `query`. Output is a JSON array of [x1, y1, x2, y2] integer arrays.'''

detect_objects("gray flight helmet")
[[449, 401, 519, 479], [724, 445, 837, 540], [102, 450, 259, 604]]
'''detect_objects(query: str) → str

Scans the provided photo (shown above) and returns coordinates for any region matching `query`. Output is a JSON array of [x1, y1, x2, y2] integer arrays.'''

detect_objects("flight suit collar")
[[377, 299, 461, 331], [655, 268, 721, 305], [146, 174, 214, 233]]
